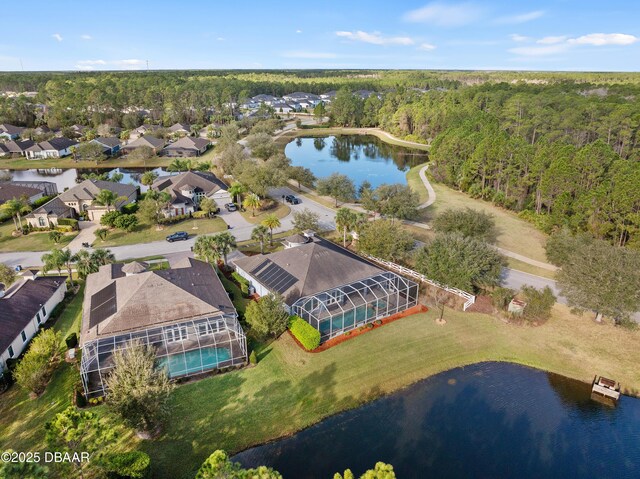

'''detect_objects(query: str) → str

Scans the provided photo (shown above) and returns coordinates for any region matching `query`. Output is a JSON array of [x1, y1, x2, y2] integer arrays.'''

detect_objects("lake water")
[[0, 167, 173, 192], [285, 135, 428, 189], [234, 362, 640, 479]]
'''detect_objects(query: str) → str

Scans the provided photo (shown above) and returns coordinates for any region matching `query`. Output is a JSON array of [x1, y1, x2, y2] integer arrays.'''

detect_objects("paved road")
[[0, 187, 336, 268]]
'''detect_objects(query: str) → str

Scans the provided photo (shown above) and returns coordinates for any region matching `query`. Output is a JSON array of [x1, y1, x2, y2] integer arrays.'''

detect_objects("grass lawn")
[[239, 201, 290, 225], [1, 298, 639, 478], [275, 127, 431, 151], [0, 221, 77, 252], [406, 165, 549, 264], [96, 217, 227, 247], [506, 257, 557, 279]]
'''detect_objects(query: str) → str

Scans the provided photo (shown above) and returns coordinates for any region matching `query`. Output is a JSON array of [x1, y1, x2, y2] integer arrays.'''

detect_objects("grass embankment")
[[275, 127, 431, 151], [95, 217, 227, 247], [238, 201, 290, 225], [0, 221, 77, 252], [406, 164, 549, 264], [1, 300, 639, 478]]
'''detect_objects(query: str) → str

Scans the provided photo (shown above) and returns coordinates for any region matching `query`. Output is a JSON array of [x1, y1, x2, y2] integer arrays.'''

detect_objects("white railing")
[[361, 254, 476, 311]]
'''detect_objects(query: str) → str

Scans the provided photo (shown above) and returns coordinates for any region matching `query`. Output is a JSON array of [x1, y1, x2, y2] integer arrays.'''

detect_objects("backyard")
[[2, 298, 639, 479], [0, 221, 77, 252], [95, 216, 227, 247]]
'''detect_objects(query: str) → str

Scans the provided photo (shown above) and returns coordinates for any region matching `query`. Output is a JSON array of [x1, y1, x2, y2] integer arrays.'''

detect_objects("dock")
[[591, 376, 621, 406]]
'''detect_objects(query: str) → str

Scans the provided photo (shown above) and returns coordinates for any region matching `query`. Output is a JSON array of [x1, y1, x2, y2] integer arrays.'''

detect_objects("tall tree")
[[335, 207, 358, 247], [41, 248, 74, 284], [251, 225, 269, 254], [316, 173, 356, 207], [356, 219, 415, 262], [242, 193, 261, 217], [245, 293, 289, 339], [261, 214, 281, 246], [193, 236, 221, 265], [211, 232, 236, 267], [1, 197, 31, 232]]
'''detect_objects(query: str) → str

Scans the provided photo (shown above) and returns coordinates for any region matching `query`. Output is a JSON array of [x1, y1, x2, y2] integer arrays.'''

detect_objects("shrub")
[[102, 451, 151, 479], [56, 225, 74, 233], [158, 213, 191, 225], [491, 287, 515, 311], [32, 195, 56, 208], [75, 385, 87, 408], [231, 272, 250, 296], [113, 214, 139, 232], [373, 319, 382, 326], [288, 316, 321, 350], [121, 203, 139, 214], [249, 350, 257, 365], [13, 329, 62, 395], [65, 333, 78, 349], [57, 217, 79, 229], [192, 210, 208, 219], [101, 210, 122, 227]]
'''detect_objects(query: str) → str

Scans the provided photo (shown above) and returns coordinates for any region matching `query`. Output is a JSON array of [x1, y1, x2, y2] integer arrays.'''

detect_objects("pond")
[[234, 362, 640, 479], [285, 135, 428, 189], [0, 167, 173, 193]]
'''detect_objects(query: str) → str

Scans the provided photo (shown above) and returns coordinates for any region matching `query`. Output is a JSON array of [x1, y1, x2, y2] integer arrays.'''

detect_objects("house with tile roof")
[[162, 136, 211, 157], [151, 171, 228, 216], [121, 135, 165, 154], [80, 258, 246, 397], [91, 137, 123, 156]]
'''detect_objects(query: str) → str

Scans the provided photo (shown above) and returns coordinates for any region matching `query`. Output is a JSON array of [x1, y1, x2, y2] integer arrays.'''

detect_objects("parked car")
[[225, 203, 238, 212], [285, 194, 300, 205], [166, 231, 189, 242]]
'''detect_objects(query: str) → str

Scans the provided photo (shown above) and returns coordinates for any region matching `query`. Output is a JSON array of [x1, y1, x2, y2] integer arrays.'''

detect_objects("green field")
[[238, 201, 290, 225], [95, 217, 227, 247], [0, 221, 77, 252]]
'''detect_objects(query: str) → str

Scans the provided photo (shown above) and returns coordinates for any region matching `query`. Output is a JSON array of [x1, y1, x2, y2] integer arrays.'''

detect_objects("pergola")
[[81, 314, 247, 398], [291, 271, 419, 342]]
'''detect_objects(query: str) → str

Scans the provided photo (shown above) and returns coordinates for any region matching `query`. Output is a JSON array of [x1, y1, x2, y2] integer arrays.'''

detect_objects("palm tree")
[[335, 207, 357, 247], [228, 182, 247, 207], [41, 248, 74, 284], [261, 214, 281, 246], [90, 248, 115, 267], [95, 228, 109, 242], [93, 190, 127, 212], [242, 193, 261, 217], [211, 232, 237, 267], [140, 171, 158, 186], [48, 230, 63, 244], [1, 197, 31, 232], [251, 225, 269, 254], [193, 236, 221, 265], [72, 249, 94, 279]]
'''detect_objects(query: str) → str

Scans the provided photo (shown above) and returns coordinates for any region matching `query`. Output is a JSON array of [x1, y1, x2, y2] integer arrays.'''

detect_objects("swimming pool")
[[318, 301, 387, 336], [157, 346, 232, 377]]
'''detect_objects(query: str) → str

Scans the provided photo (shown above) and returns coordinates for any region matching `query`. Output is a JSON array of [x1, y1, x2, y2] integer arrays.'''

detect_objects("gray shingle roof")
[[92, 137, 122, 148], [233, 238, 383, 305], [27, 196, 73, 217], [81, 258, 235, 343], [163, 136, 210, 151], [27, 137, 78, 152], [0, 124, 26, 136], [0, 183, 41, 204], [124, 136, 165, 149], [0, 277, 66, 353], [58, 179, 136, 203], [152, 171, 225, 202]]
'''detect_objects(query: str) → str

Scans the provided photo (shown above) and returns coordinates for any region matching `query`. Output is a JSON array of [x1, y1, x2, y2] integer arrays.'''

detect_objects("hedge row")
[[231, 272, 250, 296], [158, 213, 192, 225], [288, 315, 320, 351], [57, 217, 79, 228]]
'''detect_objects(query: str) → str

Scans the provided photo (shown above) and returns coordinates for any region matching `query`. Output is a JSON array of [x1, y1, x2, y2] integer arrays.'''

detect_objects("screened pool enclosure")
[[81, 314, 247, 398], [291, 271, 419, 342]]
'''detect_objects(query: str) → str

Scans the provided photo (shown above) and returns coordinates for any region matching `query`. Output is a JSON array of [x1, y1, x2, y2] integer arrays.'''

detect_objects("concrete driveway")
[[269, 186, 336, 232], [67, 221, 100, 252]]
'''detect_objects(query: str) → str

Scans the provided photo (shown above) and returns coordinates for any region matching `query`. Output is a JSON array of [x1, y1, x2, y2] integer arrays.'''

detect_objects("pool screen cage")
[[80, 314, 247, 398], [291, 271, 419, 342]]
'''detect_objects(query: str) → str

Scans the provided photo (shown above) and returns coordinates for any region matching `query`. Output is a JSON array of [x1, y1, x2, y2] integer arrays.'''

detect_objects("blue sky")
[[1, 0, 639, 71]]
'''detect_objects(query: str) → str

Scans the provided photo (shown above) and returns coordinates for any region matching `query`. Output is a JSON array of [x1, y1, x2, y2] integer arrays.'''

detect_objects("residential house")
[[0, 143, 9, 157], [251, 94, 279, 105], [2, 139, 35, 156], [91, 137, 122, 157], [80, 258, 247, 397], [151, 171, 227, 216], [68, 124, 87, 138], [233, 234, 419, 343], [162, 136, 211, 157], [25, 137, 79, 159], [0, 275, 67, 376], [0, 124, 25, 140], [129, 124, 162, 141], [4, 180, 57, 196], [320, 91, 337, 103], [283, 92, 321, 103], [0, 183, 44, 206], [26, 179, 137, 226], [121, 135, 165, 154], [169, 123, 191, 136], [271, 102, 297, 114]]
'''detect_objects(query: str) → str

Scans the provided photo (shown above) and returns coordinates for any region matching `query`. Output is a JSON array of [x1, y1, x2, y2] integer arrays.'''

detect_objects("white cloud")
[[296, 29, 303, 34], [336, 31, 414, 45], [217, 37, 225, 41], [537, 35, 567, 45], [418, 43, 437, 51], [495, 10, 544, 25], [115, 59, 145, 67], [568, 33, 638, 46], [510, 34, 531, 42], [52, 33, 63, 42], [81, 34, 92, 40], [282, 51, 338, 59], [76, 60, 107, 65], [403, 2, 484, 27], [508, 44, 569, 57], [75, 59, 145, 70]]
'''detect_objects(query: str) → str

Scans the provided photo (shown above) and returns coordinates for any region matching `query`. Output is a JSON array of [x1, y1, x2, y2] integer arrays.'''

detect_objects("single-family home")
[[129, 124, 162, 141], [320, 91, 337, 103], [0, 124, 26, 140], [25, 137, 79, 160], [162, 136, 211, 157], [121, 135, 165, 154], [169, 123, 191, 136], [0, 183, 44, 206], [283, 92, 321, 103], [68, 124, 87, 138], [0, 275, 67, 376], [26, 179, 137, 226], [91, 137, 123, 157], [271, 102, 297, 114], [4, 180, 57, 197], [2, 139, 35, 156], [80, 258, 247, 397], [251, 94, 279, 106], [151, 171, 227, 216], [233, 233, 419, 343], [0, 143, 9, 157]]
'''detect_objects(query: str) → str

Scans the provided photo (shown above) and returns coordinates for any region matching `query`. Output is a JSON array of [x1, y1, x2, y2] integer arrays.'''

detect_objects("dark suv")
[[166, 231, 189, 242], [285, 194, 300, 205]]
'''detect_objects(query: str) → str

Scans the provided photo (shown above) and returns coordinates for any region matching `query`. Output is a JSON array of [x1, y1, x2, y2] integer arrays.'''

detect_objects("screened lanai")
[[291, 271, 419, 342], [81, 314, 247, 398]]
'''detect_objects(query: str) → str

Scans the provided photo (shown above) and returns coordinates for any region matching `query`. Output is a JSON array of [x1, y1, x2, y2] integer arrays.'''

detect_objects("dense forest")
[[1, 69, 639, 247]]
